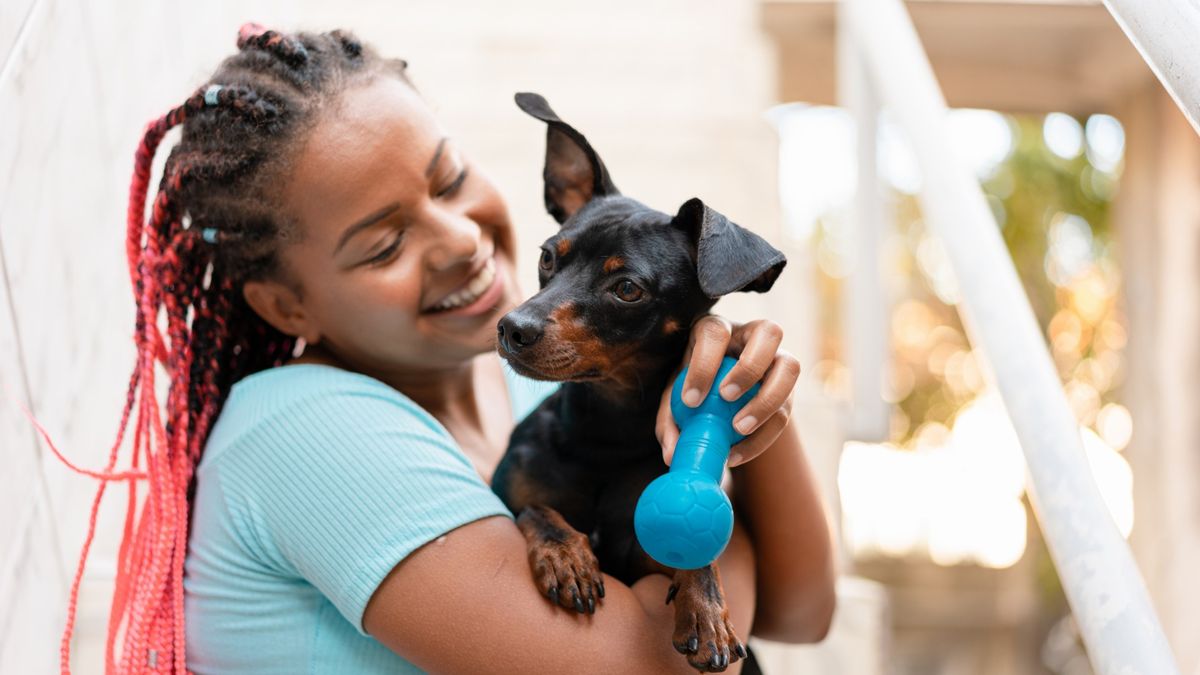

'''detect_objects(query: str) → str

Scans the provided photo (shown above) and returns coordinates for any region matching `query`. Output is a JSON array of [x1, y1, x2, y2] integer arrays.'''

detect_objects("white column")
[[838, 1, 891, 443], [1114, 82, 1200, 675]]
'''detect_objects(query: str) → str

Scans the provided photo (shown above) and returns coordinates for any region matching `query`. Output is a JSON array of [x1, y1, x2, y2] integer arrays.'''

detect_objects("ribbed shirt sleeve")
[[214, 371, 512, 635]]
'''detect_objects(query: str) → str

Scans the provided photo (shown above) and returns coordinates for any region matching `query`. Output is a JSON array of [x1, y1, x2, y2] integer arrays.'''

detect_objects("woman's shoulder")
[[201, 363, 448, 468], [238, 362, 401, 402]]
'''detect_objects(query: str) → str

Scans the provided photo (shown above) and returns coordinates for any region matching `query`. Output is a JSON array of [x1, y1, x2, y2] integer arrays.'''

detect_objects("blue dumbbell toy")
[[634, 357, 760, 569]]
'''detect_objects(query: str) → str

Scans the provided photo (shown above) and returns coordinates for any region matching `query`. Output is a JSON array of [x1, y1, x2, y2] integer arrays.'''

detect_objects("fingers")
[[656, 379, 681, 465], [718, 320, 784, 402], [671, 315, 800, 470], [728, 409, 789, 467], [681, 316, 733, 407], [732, 350, 799, 436]]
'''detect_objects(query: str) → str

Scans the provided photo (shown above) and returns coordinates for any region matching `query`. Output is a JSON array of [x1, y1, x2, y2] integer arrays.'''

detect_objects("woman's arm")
[[363, 514, 757, 674], [729, 422, 836, 642], [657, 316, 837, 644]]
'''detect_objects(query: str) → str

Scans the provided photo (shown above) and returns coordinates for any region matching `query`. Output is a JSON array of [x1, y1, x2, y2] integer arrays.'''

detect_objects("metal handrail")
[[1102, 0, 1200, 138], [838, 0, 1180, 672]]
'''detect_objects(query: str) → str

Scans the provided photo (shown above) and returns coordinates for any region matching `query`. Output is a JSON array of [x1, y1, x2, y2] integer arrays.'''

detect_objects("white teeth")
[[431, 258, 496, 311]]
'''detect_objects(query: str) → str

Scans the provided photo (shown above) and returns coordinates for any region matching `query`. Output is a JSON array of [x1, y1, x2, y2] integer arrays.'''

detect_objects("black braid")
[[237, 29, 311, 68], [330, 29, 363, 59]]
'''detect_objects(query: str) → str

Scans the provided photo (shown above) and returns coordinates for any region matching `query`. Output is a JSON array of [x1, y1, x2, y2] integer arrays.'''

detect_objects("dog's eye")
[[611, 279, 644, 303], [539, 248, 554, 273]]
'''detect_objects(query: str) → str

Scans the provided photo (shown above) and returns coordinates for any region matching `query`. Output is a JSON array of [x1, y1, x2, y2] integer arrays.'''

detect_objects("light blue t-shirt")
[[184, 362, 556, 674]]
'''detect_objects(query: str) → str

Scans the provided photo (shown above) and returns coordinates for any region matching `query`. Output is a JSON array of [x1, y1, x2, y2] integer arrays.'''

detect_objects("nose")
[[427, 211, 483, 270], [497, 311, 544, 354]]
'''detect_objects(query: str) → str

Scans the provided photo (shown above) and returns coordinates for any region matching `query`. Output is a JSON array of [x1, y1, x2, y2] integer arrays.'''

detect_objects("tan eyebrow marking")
[[662, 318, 681, 335], [556, 239, 572, 257], [602, 256, 624, 274]]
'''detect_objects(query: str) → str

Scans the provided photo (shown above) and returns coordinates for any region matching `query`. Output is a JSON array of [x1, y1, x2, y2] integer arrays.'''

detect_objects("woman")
[[64, 24, 834, 674]]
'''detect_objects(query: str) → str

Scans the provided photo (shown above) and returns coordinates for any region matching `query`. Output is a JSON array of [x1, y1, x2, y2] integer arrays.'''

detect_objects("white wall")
[[0, 1, 294, 670]]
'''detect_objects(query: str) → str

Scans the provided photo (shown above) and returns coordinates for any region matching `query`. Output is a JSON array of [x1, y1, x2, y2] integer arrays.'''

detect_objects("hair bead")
[[203, 84, 223, 106]]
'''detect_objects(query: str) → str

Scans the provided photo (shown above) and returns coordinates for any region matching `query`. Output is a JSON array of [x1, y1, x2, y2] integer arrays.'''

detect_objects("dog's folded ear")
[[673, 198, 787, 298], [515, 92, 619, 224]]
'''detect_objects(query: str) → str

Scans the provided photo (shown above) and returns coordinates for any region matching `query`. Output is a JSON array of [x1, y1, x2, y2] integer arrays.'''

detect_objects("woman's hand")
[[655, 315, 801, 468]]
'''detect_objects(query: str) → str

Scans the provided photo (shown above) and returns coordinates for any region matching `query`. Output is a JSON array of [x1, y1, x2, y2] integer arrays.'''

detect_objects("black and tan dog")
[[492, 93, 786, 673]]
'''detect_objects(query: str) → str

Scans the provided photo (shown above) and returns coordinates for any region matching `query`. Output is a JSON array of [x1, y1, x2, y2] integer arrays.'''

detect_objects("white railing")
[[1101, 0, 1200, 138], [838, 0, 1181, 673]]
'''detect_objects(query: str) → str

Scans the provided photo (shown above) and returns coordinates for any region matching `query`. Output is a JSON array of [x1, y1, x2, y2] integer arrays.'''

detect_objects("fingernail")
[[735, 415, 757, 434], [720, 384, 741, 401], [684, 388, 701, 407], [728, 452, 743, 467]]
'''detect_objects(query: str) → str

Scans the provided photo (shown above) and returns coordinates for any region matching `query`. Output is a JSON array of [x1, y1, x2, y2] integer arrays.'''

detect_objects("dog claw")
[[587, 595, 595, 613], [700, 643, 730, 672], [598, 579, 605, 598], [573, 594, 585, 613], [665, 585, 678, 605], [548, 587, 559, 605], [735, 643, 747, 659], [687, 636, 698, 653]]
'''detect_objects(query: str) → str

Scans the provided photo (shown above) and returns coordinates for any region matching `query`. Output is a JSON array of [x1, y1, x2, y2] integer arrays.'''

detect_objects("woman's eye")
[[436, 168, 469, 198], [611, 279, 644, 303], [365, 233, 404, 266], [538, 248, 554, 272]]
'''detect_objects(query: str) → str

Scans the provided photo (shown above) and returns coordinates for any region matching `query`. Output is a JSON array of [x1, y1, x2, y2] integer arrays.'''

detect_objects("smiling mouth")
[[425, 258, 497, 313]]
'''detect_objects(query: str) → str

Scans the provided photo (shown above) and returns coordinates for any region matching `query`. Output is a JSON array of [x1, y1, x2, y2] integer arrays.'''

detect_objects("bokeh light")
[[1085, 114, 1125, 173], [1044, 112, 1084, 159]]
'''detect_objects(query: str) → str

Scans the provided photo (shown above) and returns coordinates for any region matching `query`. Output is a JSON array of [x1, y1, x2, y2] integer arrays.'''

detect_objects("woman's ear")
[[515, 92, 619, 224], [242, 279, 322, 345]]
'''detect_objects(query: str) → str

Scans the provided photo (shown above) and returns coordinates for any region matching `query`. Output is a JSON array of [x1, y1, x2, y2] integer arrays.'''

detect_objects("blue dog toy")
[[634, 357, 759, 569]]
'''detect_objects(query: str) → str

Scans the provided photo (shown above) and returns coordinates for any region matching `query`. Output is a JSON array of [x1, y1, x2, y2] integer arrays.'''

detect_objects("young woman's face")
[[273, 74, 521, 376]]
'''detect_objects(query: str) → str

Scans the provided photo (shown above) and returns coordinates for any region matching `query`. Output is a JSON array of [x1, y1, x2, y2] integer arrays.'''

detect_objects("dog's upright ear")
[[515, 92, 619, 224], [673, 198, 787, 298]]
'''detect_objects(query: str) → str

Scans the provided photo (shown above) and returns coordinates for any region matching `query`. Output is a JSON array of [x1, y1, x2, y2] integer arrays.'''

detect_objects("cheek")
[[467, 174, 516, 253], [322, 264, 424, 333], [369, 265, 425, 320]]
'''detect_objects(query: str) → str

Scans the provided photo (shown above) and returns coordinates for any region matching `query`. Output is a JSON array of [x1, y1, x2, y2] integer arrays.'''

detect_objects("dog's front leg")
[[517, 504, 604, 614], [666, 564, 745, 673]]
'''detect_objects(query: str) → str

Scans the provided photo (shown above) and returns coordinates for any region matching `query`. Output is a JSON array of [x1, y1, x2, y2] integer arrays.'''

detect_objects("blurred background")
[[2, 0, 1197, 673]]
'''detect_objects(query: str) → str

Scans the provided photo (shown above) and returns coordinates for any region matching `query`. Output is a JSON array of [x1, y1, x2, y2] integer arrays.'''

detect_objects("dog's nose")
[[497, 312, 544, 354]]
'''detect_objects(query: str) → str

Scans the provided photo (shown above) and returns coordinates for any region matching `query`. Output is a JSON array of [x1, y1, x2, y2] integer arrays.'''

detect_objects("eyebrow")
[[334, 139, 448, 257], [335, 202, 401, 256], [425, 137, 447, 178]]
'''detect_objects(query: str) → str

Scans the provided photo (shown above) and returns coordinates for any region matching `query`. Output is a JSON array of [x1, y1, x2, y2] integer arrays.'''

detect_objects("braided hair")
[[59, 25, 408, 674]]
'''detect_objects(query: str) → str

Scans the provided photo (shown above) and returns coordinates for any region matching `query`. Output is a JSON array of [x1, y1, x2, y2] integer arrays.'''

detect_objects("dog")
[[492, 92, 786, 673]]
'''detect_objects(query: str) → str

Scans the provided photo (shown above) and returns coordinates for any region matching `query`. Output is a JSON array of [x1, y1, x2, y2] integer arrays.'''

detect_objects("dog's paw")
[[669, 577, 744, 672], [527, 528, 604, 615]]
